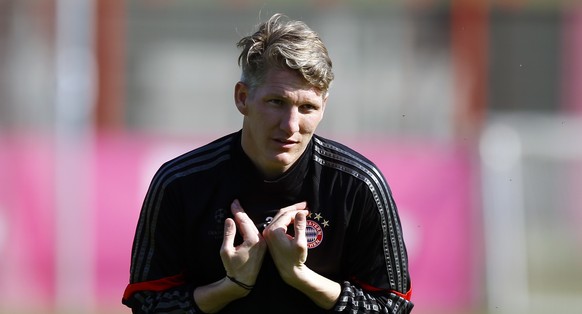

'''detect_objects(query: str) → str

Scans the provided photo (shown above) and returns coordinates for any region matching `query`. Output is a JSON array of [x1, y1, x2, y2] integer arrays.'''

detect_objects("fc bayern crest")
[[305, 219, 323, 249]]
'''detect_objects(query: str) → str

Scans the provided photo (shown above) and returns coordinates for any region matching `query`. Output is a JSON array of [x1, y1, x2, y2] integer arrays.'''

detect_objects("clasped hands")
[[220, 199, 309, 293]]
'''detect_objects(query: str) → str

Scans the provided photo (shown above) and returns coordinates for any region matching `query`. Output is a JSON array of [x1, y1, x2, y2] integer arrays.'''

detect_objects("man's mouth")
[[274, 138, 298, 146]]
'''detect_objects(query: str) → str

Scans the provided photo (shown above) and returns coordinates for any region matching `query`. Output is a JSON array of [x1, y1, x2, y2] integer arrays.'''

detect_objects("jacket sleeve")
[[334, 281, 413, 314], [122, 164, 202, 313], [333, 176, 414, 314], [123, 282, 201, 314]]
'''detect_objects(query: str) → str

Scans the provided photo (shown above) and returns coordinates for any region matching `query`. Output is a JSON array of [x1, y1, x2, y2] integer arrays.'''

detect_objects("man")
[[123, 13, 413, 313]]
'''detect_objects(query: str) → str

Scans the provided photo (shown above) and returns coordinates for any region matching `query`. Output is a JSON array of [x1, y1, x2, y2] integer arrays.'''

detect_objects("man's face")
[[235, 68, 327, 178]]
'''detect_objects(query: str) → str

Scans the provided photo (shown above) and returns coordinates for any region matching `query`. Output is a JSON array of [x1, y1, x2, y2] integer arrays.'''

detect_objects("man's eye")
[[268, 99, 284, 105], [301, 104, 318, 112]]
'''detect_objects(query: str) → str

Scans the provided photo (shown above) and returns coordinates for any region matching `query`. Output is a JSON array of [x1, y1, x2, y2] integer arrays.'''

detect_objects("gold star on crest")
[[322, 220, 330, 227], [314, 213, 322, 221]]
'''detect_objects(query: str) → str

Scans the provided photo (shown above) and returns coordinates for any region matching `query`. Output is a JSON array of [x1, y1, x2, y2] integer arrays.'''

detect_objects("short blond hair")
[[237, 13, 334, 94]]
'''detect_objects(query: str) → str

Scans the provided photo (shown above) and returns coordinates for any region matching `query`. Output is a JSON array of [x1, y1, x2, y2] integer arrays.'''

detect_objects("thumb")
[[221, 218, 236, 251], [293, 210, 308, 246]]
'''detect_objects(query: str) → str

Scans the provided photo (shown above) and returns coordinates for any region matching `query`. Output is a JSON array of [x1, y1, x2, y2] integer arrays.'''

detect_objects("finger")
[[266, 207, 309, 242], [278, 201, 308, 216], [231, 199, 260, 242], [221, 218, 236, 252], [293, 210, 308, 246], [231, 199, 251, 227], [289, 201, 308, 211], [269, 201, 308, 225], [230, 199, 244, 216]]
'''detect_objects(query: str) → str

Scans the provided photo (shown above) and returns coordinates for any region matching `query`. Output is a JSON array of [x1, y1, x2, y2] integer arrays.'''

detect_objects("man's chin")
[[269, 154, 299, 170]]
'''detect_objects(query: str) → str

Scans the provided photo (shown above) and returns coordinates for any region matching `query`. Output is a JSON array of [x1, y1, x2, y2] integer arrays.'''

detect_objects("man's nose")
[[280, 107, 300, 134]]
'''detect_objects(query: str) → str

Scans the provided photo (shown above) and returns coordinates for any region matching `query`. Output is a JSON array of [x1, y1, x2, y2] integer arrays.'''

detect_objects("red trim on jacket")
[[391, 287, 413, 301], [351, 277, 413, 301], [123, 273, 186, 301]]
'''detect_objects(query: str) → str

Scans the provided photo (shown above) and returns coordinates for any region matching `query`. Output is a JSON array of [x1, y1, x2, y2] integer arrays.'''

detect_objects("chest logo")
[[305, 219, 324, 249]]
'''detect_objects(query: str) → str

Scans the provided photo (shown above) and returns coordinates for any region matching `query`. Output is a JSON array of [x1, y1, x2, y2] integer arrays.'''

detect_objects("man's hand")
[[262, 202, 341, 310], [220, 199, 267, 293], [261, 202, 309, 284], [194, 199, 267, 313]]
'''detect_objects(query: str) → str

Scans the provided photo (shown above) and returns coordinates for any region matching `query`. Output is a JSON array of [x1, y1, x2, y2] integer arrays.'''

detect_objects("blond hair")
[[237, 13, 334, 94]]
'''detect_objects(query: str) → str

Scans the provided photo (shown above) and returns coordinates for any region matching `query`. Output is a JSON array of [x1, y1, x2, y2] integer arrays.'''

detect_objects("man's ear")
[[234, 81, 249, 115]]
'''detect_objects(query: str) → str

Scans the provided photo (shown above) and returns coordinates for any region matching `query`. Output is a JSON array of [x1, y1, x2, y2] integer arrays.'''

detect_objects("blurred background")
[[0, 0, 581, 313]]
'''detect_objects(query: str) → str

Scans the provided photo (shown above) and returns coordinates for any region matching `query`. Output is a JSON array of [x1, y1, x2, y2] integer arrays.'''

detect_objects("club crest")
[[305, 219, 323, 249]]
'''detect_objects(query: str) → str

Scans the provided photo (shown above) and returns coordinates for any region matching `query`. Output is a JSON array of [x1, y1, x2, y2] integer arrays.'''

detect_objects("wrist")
[[280, 264, 310, 289], [226, 275, 254, 292], [193, 277, 250, 313], [221, 276, 252, 298], [281, 266, 341, 310]]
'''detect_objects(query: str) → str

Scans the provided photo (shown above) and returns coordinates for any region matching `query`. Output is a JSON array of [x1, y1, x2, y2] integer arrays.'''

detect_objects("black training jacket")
[[123, 131, 413, 313]]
